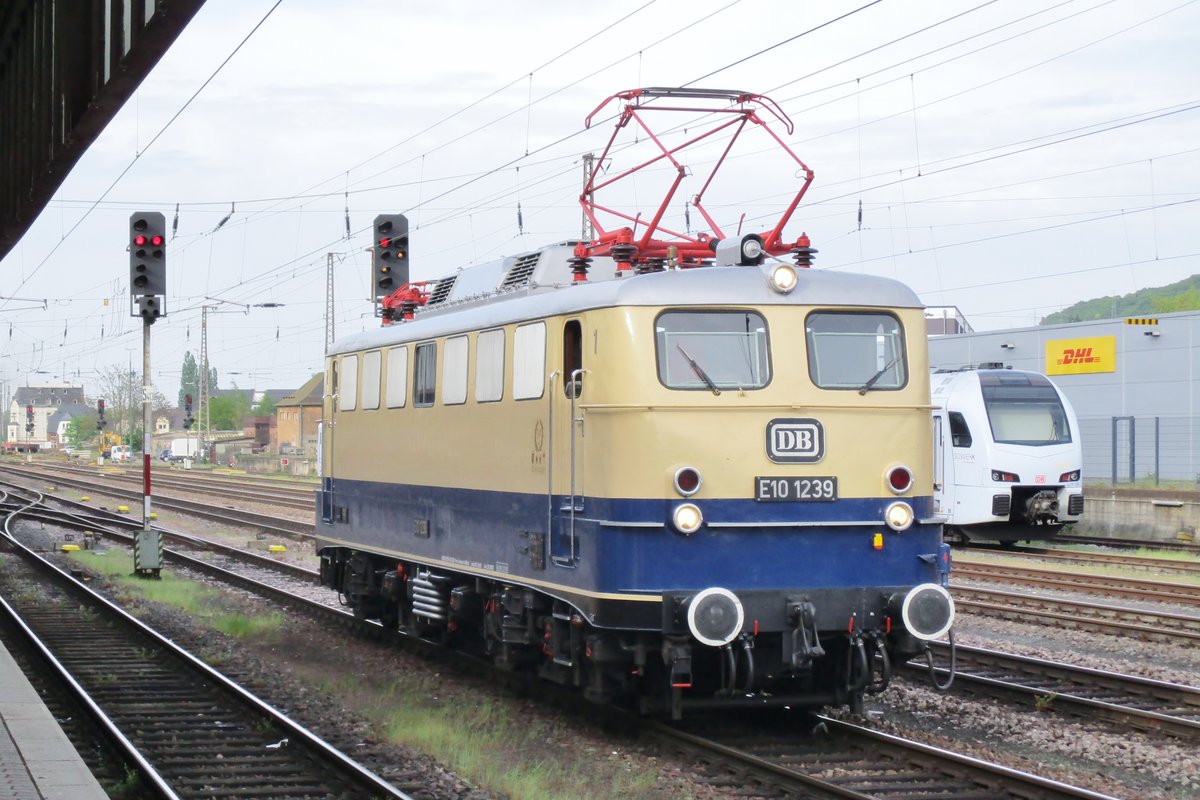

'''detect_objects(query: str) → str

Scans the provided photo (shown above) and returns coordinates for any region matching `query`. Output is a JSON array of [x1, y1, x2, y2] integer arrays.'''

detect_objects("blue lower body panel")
[[317, 478, 941, 631]]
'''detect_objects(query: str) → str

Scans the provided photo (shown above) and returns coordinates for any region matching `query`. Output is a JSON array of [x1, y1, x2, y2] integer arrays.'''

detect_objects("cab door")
[[548, 318, 585, 566]]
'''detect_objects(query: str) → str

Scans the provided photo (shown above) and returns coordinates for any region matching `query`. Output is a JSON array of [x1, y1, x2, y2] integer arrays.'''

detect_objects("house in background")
[[276, 374, 323, 456], [5, 385, 87, 450], [47, 403, 95, 448]]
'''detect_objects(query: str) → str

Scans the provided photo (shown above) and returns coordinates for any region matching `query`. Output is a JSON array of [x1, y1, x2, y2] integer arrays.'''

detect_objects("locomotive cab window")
[[655, 310, 770, 391], [806, 312, 906, 391], [414, 342, 437, 407]]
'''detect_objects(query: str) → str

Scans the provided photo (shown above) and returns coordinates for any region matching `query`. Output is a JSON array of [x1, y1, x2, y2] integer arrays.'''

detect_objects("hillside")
[[1040, 274, 1200, 325]]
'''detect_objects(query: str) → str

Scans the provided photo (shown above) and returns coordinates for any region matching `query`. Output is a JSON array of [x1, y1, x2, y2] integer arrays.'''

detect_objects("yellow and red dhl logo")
[[1057, 347, 1100, 365], [1045, 336, 1115, 375]]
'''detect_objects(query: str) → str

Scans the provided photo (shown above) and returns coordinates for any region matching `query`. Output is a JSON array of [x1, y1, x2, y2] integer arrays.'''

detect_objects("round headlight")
[[769, 264, 798, 294], [884, 501, 914, 532], [687, 587, 744, 647], [672, 503, 704, 535]]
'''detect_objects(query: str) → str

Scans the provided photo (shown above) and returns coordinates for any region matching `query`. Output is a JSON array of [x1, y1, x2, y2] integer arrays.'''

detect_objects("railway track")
[[903, 642, 1200, 741], [953, 585, 1200, 642], [0, 464, 314, 539], [953, 560, 1200, 606], [0, 488, 412, 800], [959, 544, 1200, 577], [652, 714, 1118, 800]]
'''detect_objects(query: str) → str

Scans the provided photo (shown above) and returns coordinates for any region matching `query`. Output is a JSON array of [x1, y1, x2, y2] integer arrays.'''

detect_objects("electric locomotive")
[[931, 366, 1084, 544], [316, 88, 955, 716]]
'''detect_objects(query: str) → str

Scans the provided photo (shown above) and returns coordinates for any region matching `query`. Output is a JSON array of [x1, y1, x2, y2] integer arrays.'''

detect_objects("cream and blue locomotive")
[[931, 366, 1084, 544], [316, 87, 953, 716], [316, 242, 955, 715]]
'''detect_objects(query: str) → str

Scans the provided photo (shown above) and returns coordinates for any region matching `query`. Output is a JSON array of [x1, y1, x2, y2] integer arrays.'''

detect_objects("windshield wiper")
[[677, 345, 721, 396], [858, 355, 902, 395]]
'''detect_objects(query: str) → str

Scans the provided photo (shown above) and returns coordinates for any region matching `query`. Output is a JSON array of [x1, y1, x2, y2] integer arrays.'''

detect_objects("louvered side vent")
[[427, 275, 458, 305], [500, 253, 541, 290]]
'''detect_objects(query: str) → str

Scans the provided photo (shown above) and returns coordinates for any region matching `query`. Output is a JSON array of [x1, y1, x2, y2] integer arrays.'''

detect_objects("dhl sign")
[[1045, 335, 1116, 375]]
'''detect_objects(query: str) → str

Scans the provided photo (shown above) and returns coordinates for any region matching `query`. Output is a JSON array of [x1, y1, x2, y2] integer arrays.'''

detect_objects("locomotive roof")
[[330, 244, 923, 355]]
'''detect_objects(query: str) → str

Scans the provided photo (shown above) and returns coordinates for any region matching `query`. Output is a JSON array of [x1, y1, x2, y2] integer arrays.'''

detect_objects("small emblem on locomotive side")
[[766, 418, 824, 463]]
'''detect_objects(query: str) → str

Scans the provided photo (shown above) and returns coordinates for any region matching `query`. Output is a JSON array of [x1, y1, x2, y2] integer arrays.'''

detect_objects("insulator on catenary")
[[568, 254, 592, 283], [792, 234, 818, 268], [609, 243, 638, 272]]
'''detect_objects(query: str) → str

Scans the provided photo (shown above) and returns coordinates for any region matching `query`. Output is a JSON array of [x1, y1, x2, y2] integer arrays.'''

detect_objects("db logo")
[[766, 418, 825, 463], [1057, 347, 1100, 366]]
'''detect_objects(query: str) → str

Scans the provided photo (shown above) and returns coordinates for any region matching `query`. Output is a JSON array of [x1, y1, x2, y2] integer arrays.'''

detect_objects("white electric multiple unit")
[[931, 367, 1084, 544]]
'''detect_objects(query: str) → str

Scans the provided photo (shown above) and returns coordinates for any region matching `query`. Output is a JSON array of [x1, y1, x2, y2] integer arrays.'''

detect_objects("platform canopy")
[[0, 0, 205, 262]]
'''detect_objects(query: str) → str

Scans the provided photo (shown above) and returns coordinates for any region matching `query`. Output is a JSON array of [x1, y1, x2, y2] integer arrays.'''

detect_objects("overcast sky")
[[2, 0, 1198, 404]]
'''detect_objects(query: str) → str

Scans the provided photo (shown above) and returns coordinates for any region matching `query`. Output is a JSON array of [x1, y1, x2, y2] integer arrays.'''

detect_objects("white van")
[[111, 445, 133, 463]]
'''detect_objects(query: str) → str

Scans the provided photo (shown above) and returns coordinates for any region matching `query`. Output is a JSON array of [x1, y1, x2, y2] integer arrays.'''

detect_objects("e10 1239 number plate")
[[754, 476, 838, 502]]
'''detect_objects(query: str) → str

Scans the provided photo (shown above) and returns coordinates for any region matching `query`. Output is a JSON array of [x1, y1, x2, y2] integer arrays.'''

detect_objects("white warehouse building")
[[927, 310, 1200, 484]]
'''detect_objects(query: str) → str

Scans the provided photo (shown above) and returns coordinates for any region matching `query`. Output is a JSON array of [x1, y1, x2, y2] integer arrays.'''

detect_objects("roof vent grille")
[[500, 253, 541, 290], [427, 275, 458, 305]]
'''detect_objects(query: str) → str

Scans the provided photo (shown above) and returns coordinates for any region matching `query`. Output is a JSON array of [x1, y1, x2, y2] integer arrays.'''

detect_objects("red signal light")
[[379, 238, 391, 248], [134, 234, 148, 246], [150, 234, 164, 246]]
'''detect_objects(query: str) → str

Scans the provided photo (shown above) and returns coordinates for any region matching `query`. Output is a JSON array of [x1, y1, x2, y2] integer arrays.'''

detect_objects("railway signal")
[[183, 394, 194, 430], [96, 399, 107, 429], [25, 404, 33, 434], [129, 211, 167, 319], [372, 214, 409, 299]]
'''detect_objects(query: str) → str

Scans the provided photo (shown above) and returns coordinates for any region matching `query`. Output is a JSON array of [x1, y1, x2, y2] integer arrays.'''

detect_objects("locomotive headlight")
[[884, 501, 914, 532], [686, 587, 745, 647], [672, 503, 704, 535], [768, 263, 798, 294]]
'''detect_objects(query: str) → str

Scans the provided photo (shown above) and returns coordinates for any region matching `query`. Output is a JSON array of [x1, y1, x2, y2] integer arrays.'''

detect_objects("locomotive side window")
[[443, 336, 469, 405], [513, 322, 546, 400], [385, 346, 409, 408], [339, 354, 359, 411], [806, 312, 906, 391], [654, 310, 770, 390], [476, 329, 505, 402], [414, 342, 437, 407], [361, 350, 382, 410], [563, 319, 583, 398], [949, 412, 972, 447]]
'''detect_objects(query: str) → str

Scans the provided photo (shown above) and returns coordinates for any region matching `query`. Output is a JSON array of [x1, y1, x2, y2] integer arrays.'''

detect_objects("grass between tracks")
[[67, 549, 286, 639], [64, 549, 679, 799]]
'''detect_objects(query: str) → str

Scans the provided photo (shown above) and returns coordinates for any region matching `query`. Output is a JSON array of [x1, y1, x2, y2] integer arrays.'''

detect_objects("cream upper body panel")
[[324, 261, 931, 500]]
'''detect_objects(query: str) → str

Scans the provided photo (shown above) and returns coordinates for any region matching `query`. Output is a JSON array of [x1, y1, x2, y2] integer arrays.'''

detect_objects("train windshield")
[[655, 310, 770, 390], [805, 312, 906, 391], [980, 375, 1072, 445]]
